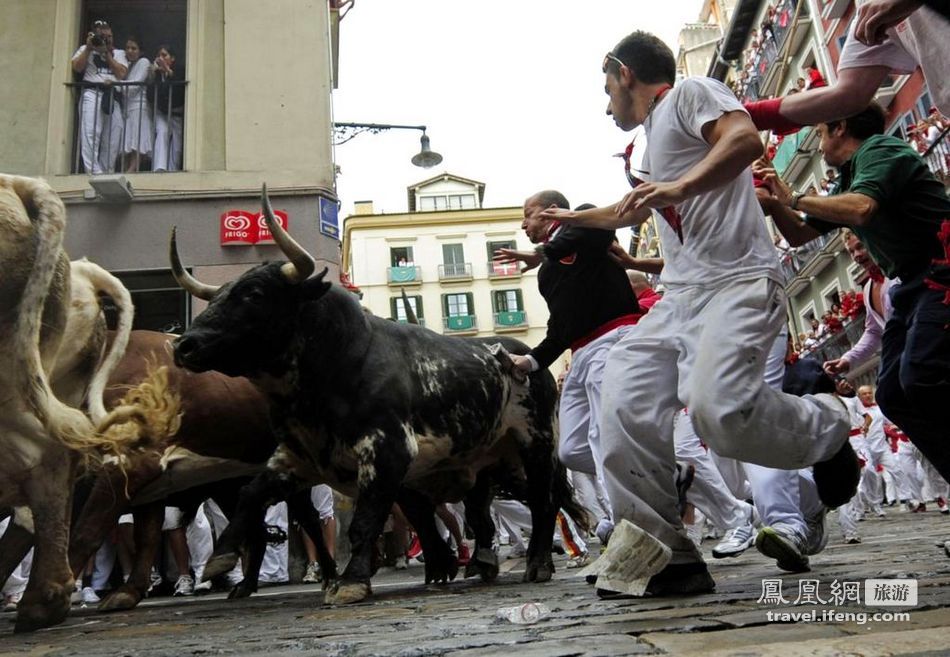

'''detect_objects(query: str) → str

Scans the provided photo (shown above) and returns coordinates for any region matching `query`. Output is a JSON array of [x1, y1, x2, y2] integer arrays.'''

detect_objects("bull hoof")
[[424, 557, 458, 584], [97, 588, 142, 612], [464, 547, 499, 582], [227, 581, 256, 600], [14, 589, 71, 633], [523, 559, 555, 583], [202, 553, 240, 581], [324, 581, 371, 605]]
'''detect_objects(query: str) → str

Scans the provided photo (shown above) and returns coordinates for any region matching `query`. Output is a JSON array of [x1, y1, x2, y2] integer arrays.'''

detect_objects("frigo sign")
[[220, 210, 289, 246]]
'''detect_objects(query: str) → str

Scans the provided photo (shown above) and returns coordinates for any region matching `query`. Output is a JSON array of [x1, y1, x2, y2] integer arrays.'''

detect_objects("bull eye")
[[242, 289, 265, 304]]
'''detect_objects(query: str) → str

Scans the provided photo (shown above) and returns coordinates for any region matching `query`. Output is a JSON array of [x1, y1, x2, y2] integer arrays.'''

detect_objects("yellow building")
[[342, 173, 570, 375], [1, 0, 343, 330]]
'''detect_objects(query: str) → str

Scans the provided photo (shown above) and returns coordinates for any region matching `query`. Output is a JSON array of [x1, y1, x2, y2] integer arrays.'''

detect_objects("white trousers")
[[259, 502, 288, 583], [674, 409, 751, 532], [897, 441, 925, 502], [570, 470, 612, 528], [310, 484, 335, 521], [600, 278, 848, 564], [153, 113, 183, 172], [920, 454, 950, 501], [490, 499, 586, 554], [558, 325, 632, 479], [78, 89, 122, 174], [0, 518, 33, 596]]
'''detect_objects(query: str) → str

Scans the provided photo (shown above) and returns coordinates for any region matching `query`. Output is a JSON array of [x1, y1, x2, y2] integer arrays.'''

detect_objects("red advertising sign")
[[220, 210, 289, 246]]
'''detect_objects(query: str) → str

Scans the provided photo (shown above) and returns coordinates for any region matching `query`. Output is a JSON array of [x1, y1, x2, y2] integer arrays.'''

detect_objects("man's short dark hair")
[[532, 190, 570, 210], [609, 31, 676, 85], [826, 102, 886, 141]]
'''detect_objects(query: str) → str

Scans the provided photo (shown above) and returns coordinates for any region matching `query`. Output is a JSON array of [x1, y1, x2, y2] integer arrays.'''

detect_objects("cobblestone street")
[[3, 507, 949, 656]]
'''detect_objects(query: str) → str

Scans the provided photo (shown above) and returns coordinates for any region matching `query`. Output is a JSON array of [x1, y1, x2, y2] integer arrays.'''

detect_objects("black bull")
[[170, 187, 583, 604]]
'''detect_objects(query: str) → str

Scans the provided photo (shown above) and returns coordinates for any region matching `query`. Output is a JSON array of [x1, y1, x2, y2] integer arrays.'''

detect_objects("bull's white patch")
[[354, 432, 381, 488], [402, 422, 419, 460], [415, 358, 450, 397]]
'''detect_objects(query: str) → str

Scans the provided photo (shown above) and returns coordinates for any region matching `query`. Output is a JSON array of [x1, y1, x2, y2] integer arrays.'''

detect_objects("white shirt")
[[642, 77, 781, 289], [72, 45, 128, 84]]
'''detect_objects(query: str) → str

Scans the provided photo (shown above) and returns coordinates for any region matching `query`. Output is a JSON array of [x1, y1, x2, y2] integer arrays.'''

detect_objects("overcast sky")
[[333, 0, 706, 223]]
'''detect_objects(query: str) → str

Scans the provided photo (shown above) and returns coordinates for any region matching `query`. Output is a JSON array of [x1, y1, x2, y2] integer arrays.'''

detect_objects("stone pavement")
[[2, 507, 949, 656]]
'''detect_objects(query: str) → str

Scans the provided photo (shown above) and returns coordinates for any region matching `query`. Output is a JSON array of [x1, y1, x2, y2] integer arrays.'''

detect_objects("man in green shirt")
[[758, 102, 950, 485]]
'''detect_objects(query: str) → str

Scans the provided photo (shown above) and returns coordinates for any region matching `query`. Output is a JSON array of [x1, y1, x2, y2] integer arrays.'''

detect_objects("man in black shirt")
[[495, 190, 640, 540]]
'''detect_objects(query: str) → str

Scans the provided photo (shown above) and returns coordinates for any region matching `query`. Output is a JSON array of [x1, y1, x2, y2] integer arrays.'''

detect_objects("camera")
[[90, 33, 104, 47]]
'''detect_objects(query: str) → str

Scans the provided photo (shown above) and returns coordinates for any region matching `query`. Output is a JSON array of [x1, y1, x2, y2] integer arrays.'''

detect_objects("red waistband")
[[849, 429, 863, 436], [571, 314, 640, 352]]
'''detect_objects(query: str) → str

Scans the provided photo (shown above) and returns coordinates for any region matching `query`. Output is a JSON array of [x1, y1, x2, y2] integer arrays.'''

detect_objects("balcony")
[[487, 261, 521, 280], [438, 262, 473, 282], [443, 315, 478, 334], [923, 125, 950, 185], [387, 265, 422, 287], [807, 311, 867, 363], [783, 231, 841, 295], [493, 311, 528, 332], [773, 127, 816, 177], [68, 80, 188, 174]]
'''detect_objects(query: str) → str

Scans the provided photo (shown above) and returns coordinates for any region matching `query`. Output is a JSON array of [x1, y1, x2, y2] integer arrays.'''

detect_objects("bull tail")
[[552, 459, 591, 535], [2, 175, 68, 424], [73, 259, 135, 425]]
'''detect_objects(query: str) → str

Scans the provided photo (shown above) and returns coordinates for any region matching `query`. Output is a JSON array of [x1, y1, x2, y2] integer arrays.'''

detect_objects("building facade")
[[1, 0, 344, 331], [342, 174, 570, 376]]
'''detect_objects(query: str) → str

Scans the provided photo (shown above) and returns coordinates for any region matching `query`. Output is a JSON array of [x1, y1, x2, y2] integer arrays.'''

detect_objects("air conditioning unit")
[[89, 174, 134, 202]]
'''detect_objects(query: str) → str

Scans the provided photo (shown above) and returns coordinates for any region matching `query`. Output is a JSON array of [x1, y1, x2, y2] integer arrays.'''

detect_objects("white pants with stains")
[[599, 277, 848, 565]]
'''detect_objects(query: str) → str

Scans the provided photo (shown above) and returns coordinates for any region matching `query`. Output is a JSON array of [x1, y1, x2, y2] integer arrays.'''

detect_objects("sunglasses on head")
[[603, 52, 626, 73]]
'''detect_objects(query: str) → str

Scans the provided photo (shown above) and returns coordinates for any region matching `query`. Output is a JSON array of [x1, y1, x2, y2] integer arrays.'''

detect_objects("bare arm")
[[760, 196, 822, 247], [617, 110, 763, 215], [759, 165, 879, 228], [539, 202, 650, 230], [71, 38, 94, 74], [607, 243, 665, 274]]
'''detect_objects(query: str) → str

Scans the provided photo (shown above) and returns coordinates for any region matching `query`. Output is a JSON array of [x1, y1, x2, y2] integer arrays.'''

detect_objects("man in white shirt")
[[543, 30, 854, 596], [70, 19, 128, 174]]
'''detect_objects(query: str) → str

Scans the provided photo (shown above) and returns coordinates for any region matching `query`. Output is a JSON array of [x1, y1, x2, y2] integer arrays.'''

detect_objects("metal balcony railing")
[[68, 80, 187, 175], [779, 231, 836, 280], [387, 265, 421, 284], [803, 310, 867, 363], [394, 317, 426, 327], [443, 315, 477, 332], [922, 125, 950, 184], [438, 262, 472, 280], [487, 261, 521, 278], [494, 311, 527, 327]]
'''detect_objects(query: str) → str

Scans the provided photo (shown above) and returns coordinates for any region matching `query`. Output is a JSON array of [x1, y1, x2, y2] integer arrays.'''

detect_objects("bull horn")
[[400, 288, 419, 325], [169, 226, 219, 300], [262, 183, 315, 283]]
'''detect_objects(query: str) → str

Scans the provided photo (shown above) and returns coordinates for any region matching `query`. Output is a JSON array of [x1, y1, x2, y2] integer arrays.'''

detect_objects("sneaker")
[[755, 524, 810, 573], [803, 507, 829, 556], [844, 535, 862, 544], [456, 543, 471, 566], [875, 507, 889, 517], [595, 518, 614, 546], [394, 555, 409, 570], [147, 567, 163, 595], [2, 592, 22, 612], [938, 498, 949, 515], [194, 579, 212, 593], [406, 535, 423, 560], [912, 503, 927, 513], [173, 574, 195, 597], [566, 552, 590, 569], [712, 506, 756, 559], [302, 561, 321, 584], [80, 586, 100, 605]]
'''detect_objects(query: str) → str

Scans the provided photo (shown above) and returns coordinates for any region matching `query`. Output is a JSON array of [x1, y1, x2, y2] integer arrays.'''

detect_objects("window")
[[72, 0, 188, 174], [390, 246, 414, 267], [493, 289, 523, 313], [916, 86, 933, 118], [418, 194, 477, 211], [442, 243, 466, 276], [104, 269, 190, 333], [390, 295, 423, 322], [443, 292, 472, 317]]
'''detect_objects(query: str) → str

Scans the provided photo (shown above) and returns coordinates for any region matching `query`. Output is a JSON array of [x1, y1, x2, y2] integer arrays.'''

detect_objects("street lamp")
[[332, 122, 443, 168]]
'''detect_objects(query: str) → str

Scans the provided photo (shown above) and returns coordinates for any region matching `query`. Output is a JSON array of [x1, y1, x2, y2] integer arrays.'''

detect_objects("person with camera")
[[71, 19, 128, 174], [150, 44, 184, 172]]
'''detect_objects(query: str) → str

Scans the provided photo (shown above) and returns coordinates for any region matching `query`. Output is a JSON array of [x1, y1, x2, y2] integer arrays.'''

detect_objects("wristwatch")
[[790, 191, 805, 210]]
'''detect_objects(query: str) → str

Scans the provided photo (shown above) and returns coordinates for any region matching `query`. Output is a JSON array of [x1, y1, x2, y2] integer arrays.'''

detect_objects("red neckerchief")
[[867, 263, 885, 284], [862, 402, 877, 409], [620, 94, 686, 244]]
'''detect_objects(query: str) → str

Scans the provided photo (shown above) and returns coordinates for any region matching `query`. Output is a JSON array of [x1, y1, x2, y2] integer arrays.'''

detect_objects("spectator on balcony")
[[493, 189, 640, 548], [744, 0, 949, 135], [802, 331, 819, 352], [804, 65, 827, 90], [795, 77, 806, 92], [71, 19, 128, 174], [823, 309, 843, 335], [756, 102, 950, 489], [117, 36, 152, 172], [150, 44, 184, 172]]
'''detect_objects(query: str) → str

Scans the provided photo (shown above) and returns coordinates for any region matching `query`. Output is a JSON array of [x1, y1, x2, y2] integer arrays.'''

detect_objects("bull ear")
[[301, 267, 331, 300]]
